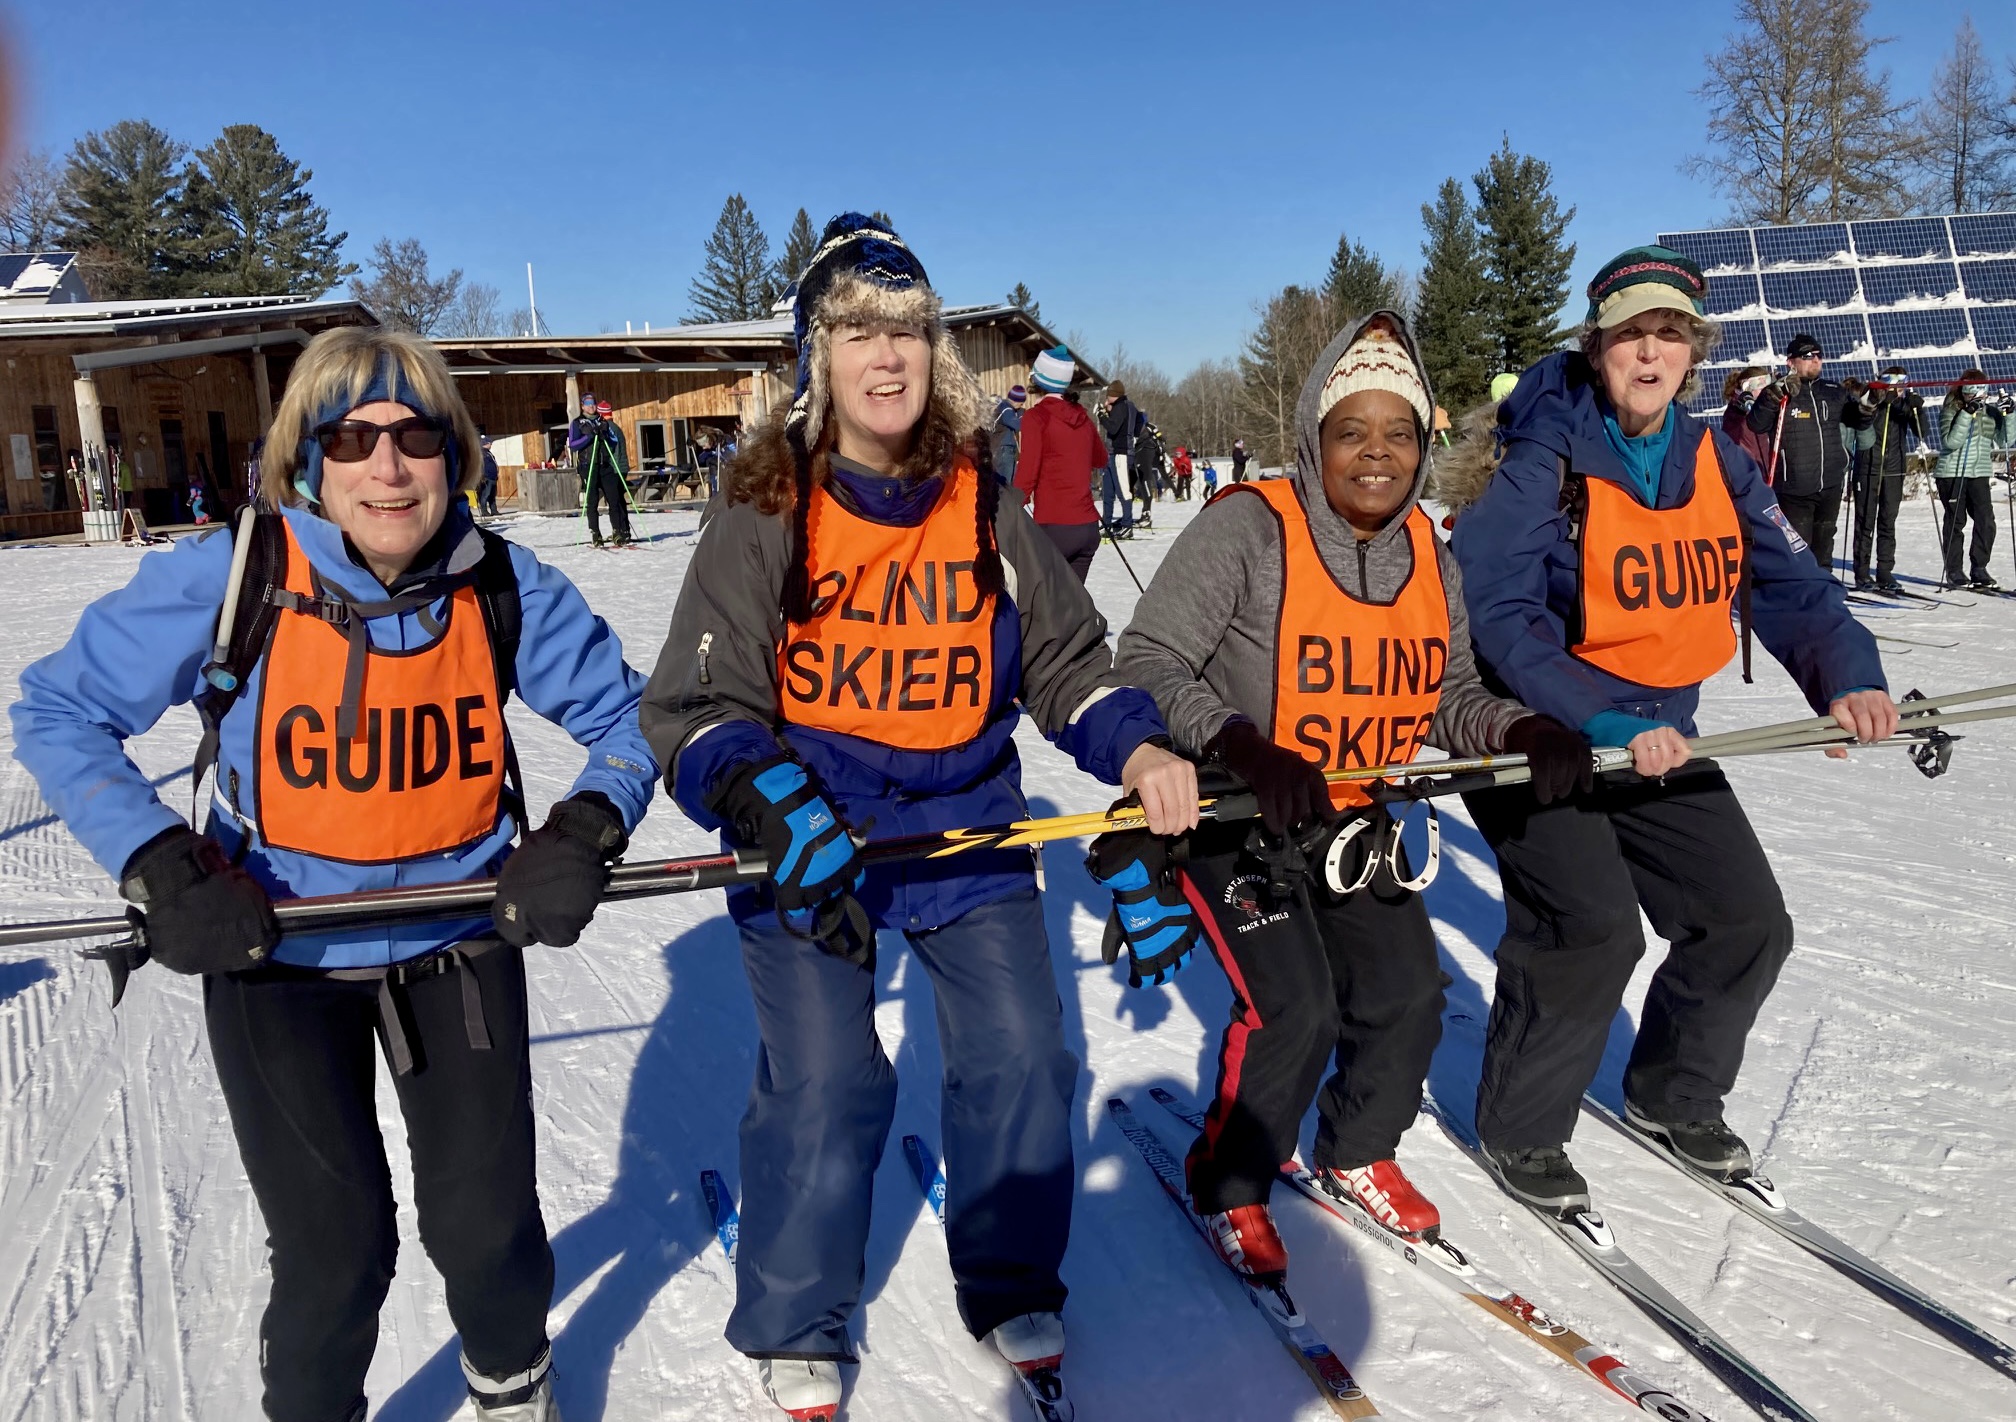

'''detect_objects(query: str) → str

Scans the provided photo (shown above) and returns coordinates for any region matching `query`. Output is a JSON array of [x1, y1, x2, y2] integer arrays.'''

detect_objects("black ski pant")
[[1037, 520, 1099, 584], [1181, 817, 1445, 1215], [1777, 483, 1844, 572], [1937, 476, 1996, 584], [1852, 473, 1903, 580], [1464, 767, 1794, 1152], [583, 466, 632, 541], [204, 945, 554, 1422]]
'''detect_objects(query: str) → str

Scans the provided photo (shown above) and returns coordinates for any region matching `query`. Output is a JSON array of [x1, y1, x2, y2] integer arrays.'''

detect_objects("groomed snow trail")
[[1, 488, 2011, 1420]]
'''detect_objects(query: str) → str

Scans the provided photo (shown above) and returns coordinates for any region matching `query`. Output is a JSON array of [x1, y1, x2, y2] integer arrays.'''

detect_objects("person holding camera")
[[1849, 365, 1924, 593], [1936, 370, 2014, 591], [1746, 333, 1867, 568]]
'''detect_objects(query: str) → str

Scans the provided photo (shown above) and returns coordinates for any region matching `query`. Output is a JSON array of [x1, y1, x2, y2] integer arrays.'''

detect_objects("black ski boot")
[[1623, 1101, 1753, 1179], [591, 532, 607, 548], [1973, 572, 2000, 590], [1484, 1145, 1590, 1215], [1875, 576, 1905, 595], [1854, 575, 1876, 591]]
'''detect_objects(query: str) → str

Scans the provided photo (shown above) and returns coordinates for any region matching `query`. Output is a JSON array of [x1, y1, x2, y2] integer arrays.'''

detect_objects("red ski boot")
[[1200, 1202, 1289, 1279], [1320, 1159, 1441, 1241]]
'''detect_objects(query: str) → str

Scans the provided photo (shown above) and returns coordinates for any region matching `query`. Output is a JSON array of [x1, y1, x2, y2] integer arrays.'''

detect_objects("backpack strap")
[[1704, 433, 1755, 685], [471, 527, 529, 837], [192, 508, 287, 824]]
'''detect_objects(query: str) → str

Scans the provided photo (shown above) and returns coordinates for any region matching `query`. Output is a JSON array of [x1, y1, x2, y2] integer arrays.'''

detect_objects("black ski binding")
[[1900, 689, 1955, 779]]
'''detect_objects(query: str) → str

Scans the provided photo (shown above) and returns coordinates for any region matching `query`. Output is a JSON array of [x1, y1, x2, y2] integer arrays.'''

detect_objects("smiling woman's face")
[[1318, 389, 1420, 537], [1597, 312, 1693, 435], [829, 322, 930, 472], [319, 399, 450, 584]]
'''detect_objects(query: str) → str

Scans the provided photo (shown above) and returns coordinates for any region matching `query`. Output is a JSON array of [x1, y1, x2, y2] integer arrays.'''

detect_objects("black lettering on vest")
[[1393, 639, 1421, 694], [898, 647, 940, 710], [839, 565, 874, 623], [1692, 538, 1722, 602], [945, 561, 980, 623], [875, 648, 893, 711], [1377, 637, 1389, 696], [456, 695, 494, 778], [1390, 714, 1416, 761], [1653, 543, 1689, 610], [336, 708, 381, 793], [1297, 636, 1333, 693], [1293, 715, 1331, 768], [1720, 536, 1742, 600], [783, 641, 824, 703], [946, 645, 983, 707], [1616, 546, 1651, 610], [1336, 715, 1373, 768], [812, 569, 847, 619], [1422, 638, 1447, 693], [388, 705, 408, 792], [1339, 639, 1374, 696], [828, 644, 874, 709], [276, 705, 327, 789], [898, 563, 938, 626], [411, 703, 450, 788], [877, 562, 902, 624]]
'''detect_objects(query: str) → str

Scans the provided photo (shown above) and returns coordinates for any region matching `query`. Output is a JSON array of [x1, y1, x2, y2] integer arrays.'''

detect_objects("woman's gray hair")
[[1577, 312, 1722, 403]]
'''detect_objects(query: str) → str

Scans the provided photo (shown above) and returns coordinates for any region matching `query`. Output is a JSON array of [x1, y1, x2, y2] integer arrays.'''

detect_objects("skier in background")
[[1443, 245, 1895, 1216], [1114, 310, 1583, 1280], [1934, 370, 2012, 591], [1850, 365, 1922, 593], [1171, 444, 1194, 500], [576, 398, 635, 547], [1231, 437, 1250, 483], [990, 383, 1025, 483], [11, 326, 658, 1422], [639, 213, 1196, 1422], [1014, 346, 1108, 582], [1747, 332, 1868, 570], [1100, 380, 1138, 533]]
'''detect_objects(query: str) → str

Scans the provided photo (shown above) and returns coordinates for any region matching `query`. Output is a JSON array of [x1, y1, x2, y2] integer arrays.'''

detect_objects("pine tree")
[[779, 207, 819, 284], [1413, 177, 1498, 413], [1006, 282, 1042, 323], [688, 194, 775, 322], [180, 125, 355, 297], [1914, 17, 2016, 213], [350, 237, 463, 334], [1322, 230, 1403, 323], [1473, 139, 1577, 370], [56, 120, 192, 298]]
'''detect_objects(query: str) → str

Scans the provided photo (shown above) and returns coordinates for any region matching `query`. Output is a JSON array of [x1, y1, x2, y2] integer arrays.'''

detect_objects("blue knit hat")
[[1031, 346, 1074, 393]]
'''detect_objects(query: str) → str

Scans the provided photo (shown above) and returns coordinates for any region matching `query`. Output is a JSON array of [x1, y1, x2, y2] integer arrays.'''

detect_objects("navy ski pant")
[[1464, 766, 1795, 1152], [1180, 816, 1445, 1215], [582, 466, 632, 541], [726, 887, 1077, 1359], [204, 945, 554, 1422]]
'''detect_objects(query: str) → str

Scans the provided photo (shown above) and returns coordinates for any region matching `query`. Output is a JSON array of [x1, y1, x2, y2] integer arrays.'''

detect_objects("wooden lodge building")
[[436, 303, 1097, 505], [0, 252, 1090, 537]]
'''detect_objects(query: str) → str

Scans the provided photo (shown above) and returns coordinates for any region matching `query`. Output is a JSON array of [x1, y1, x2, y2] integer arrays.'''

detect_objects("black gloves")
[[708, 754, 873, 966], [492, 792, 628, 948], [1206, 719, 1335, 837], [1086, 825, 1202, 988], [120, 827, 279, 975], [1503, 715, 1595, 806]]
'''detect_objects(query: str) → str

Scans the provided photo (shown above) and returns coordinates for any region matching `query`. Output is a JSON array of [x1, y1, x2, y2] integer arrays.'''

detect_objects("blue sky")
[[5, 0, 1997, 375]]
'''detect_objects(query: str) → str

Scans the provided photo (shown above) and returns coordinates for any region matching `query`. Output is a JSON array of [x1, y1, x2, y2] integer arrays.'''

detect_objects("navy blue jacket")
[[1451, 353, 1884, 736]]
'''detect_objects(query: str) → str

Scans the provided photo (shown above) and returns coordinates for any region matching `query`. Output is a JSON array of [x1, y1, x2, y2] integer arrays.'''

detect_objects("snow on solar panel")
[[1706, 273, 1762, 315], [1904, 356, 1974, 388], [1958, 260, 2016, 302], [1761, 268, 1858, 312], [1849, 219, 1952, 261], [1951, 214, 2016, 258], [1658, 228, 1754, 272], [1859, 262, 1962, 306], [1712, 319, 1770, 362], [1755, 223, 1852, 267], [1971, 307, 2016, 352], [1981, 352, 2016, 381], [1869, 309, 1970, 354], [1766, 314, 1867, 359]]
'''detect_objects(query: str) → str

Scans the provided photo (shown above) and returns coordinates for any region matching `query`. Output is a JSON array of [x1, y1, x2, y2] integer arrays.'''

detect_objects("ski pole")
[[1101, 518, 1146, 594]]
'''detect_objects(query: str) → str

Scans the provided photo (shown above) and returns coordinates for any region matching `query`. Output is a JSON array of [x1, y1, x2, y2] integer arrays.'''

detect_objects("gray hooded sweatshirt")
[[1114, 310, 1529, 757]]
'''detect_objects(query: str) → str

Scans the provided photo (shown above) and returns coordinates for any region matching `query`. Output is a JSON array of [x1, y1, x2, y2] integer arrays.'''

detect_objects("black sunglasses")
[[314, 416, 449, 463]]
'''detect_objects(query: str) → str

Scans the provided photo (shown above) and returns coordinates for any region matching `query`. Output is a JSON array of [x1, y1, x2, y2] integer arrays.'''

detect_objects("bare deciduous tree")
[[1914, 17, 2015, 213], [439, 281, 504, 338], [1238, 286, 1334, 471], [350, 236, 463, 335], [1689, 0, 1914, 223], [0, 149, 67, 252]]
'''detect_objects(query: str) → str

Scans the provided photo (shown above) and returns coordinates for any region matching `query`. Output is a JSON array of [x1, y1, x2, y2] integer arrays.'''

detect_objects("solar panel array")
[[1657, 212, 2016, 416]]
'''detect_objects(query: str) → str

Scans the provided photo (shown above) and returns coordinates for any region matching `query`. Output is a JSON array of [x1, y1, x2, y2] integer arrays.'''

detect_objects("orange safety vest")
[[1231, 480, 1450, 810], [254, 522, 508, 862], [1571, 433, 1741, 689], [777, 462, 996, 751]]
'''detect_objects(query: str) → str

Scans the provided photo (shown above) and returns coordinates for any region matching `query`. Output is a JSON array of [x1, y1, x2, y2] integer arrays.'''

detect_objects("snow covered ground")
[[2, 484, 2012, 1422]]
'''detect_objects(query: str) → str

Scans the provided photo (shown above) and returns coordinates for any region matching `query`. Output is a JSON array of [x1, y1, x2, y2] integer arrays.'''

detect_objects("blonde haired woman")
[[13, 326, 659, 1422]]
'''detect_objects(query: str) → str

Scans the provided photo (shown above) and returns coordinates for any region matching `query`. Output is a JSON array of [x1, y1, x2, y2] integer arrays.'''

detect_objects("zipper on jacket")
[[1355, 540, 1370, 598], [697, 631, 713, 685]]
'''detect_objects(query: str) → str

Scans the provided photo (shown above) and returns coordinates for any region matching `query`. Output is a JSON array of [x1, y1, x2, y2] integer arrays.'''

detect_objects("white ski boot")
[[986, 1312, 1073, 1421], [757, 1357, 843, 1421], [462, 1344, 561, 1420]]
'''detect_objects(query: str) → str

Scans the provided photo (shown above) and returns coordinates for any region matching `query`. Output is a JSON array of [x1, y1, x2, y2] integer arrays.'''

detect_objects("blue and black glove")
[[710, 754, 874, 967], [1086, 821, 1203, 988]]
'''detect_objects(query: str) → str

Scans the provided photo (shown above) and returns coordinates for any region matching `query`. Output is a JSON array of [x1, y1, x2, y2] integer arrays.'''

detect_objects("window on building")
[[635, 420, 668, 468], [32, 405, 60, 473]]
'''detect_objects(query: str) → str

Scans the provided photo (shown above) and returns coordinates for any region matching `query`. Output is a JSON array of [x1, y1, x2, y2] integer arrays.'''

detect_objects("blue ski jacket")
[[641, 457, 1167, 935], [11, 501, 658, 968], [1450, 353, 1885, 737]]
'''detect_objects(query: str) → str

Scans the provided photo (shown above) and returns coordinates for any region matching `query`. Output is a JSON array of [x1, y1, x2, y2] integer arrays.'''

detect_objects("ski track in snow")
[[1, 493, 2012, 1420]]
